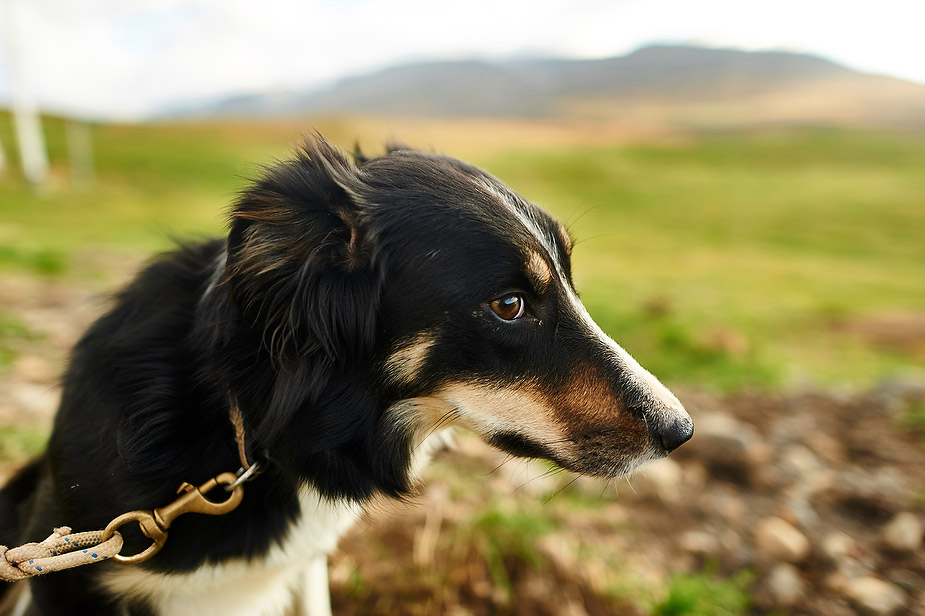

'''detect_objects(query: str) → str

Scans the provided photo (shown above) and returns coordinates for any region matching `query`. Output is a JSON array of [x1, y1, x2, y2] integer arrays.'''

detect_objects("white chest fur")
[[98, 488, 361, 616]]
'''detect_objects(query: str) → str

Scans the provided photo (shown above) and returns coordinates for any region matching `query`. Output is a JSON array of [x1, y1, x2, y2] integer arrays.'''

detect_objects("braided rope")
[[0, 527, 123, 582]]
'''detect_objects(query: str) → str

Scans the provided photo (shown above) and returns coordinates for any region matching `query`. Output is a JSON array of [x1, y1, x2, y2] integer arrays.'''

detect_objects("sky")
[[0, 0, 923, 120]]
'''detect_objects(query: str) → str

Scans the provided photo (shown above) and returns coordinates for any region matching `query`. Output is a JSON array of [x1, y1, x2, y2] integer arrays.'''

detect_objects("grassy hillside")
[[1, 115, 923, 390]]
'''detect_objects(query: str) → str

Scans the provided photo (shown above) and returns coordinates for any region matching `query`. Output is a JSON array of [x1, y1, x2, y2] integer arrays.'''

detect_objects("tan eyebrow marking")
[[525, 250, 553, 293], [384, 333, 435, 386]]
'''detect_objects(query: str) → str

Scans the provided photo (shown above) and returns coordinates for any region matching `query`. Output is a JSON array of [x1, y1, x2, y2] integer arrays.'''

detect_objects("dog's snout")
[[655, 415, 693, 452]]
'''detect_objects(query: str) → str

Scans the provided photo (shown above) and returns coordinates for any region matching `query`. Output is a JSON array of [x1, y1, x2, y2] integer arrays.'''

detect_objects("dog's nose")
[[656, 416, 694, 452]]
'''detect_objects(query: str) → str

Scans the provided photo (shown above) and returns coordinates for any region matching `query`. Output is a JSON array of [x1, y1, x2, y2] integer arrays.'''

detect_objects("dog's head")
[[219, 137, 692, 500]]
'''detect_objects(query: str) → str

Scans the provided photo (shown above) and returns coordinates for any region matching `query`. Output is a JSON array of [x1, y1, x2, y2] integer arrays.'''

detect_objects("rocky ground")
[[1, 274, 923, 615]]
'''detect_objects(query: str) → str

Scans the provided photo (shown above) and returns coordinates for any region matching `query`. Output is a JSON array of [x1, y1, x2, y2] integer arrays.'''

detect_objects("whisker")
[[540, 466, 566, 479], [598, 478, 611, 500], [566, 204, 604, 230], [405, 408, 461, 458], [423, 409, 459, 440], [572, 232, 619, 246], [512, 462, 566, 494], [543, 473, 581, 505], [623, 473, 637, 495], [486, 453, 516, 477]]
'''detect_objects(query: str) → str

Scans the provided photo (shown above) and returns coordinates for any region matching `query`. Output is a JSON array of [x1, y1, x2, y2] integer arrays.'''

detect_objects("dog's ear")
[[222, 139, 413, 499], [224, 137, 381, 364]]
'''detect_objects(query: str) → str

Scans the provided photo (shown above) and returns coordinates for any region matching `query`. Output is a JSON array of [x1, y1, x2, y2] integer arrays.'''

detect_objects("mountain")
[[168, 45, 925, 129]]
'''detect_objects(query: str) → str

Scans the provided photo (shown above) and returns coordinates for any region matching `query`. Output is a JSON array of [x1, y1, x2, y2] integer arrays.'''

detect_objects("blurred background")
[[1, 1, 923, 614]]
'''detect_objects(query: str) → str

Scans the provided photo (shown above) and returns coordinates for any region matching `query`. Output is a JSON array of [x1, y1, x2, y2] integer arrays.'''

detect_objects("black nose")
[[657, 417, 694, 452]]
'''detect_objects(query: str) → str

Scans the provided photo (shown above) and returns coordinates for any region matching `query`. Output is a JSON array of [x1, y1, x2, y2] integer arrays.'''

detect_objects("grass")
[[651, 568, 754, 616], [1, 114, 923, 390], [0, 245, 68, 276], [0, 424, 49, 462], [0, 312, 40, 368], [471, 507, 558, 594], [483, 129, 925, 389], [898, 401, 925, 442]]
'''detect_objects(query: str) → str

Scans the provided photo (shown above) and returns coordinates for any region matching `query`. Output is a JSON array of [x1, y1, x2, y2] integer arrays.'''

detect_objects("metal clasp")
[[101, 472, 244, 564]]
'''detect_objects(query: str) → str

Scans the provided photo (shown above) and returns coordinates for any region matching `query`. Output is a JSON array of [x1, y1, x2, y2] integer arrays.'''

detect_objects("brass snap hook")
[[101, 472, 244, 564], [100, 510, 166, 564], [154, 472, 243, 529]]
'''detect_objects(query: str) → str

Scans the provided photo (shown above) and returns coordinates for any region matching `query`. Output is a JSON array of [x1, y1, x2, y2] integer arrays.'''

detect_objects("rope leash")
[[0, 470, 250, 582], [0, 527, 123, 582], [1, 403, 259, 583]]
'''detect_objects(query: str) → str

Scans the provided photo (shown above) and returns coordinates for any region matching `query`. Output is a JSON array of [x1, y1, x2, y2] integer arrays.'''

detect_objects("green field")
[[1, 115, 923, 390]]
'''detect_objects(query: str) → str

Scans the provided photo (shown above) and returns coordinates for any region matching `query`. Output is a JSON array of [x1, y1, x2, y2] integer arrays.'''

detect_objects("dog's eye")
[[490, 295, 526, 321]]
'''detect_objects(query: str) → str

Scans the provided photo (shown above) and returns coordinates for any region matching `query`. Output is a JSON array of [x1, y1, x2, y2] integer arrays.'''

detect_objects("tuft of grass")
[[473, 508, 557, 566], [0, 246, 67, 276], [913, 485, 925, 506], [469, 507, 557, 595], [651, 568, 754, 616], [0, 313, 41, 367], [898, 401, 925, 443], [0, 425, 49, 461], [343, 568, 369, 599]]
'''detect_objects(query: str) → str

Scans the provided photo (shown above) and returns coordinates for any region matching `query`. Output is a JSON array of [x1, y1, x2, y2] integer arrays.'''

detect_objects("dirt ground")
[[1, 273, 923, 615]]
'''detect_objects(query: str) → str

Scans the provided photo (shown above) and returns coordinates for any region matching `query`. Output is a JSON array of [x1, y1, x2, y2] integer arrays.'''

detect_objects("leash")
[[0, 404, 260, 581], [0, 527, 123, 582]]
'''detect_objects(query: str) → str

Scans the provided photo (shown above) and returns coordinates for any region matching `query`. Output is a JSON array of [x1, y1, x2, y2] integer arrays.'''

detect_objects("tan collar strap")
[[229, 402, 252, 470]]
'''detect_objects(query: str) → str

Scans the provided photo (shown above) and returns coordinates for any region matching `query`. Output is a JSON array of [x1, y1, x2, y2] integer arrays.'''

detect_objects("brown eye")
[[490, 295, 526, 320]]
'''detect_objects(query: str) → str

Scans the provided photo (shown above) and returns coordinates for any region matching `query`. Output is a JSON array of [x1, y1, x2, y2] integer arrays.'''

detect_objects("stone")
[[682, 461, 708, 490], [872, 379, 925, 413], [765, 563, 805, 607], [805, 433, 847, 466], [718, 529, 745, 563], [779, 467, 836, 530], [705, 490, 747, 526], [632, 457, 683, 503], [845, 577, 906, 615], [825, 572, 849, 593], [693, 413, 760, 459], [679, 530, 720, 556], [888, 569, 923, 594], [812, 467, 908, 522], [770, 414, 817, 446], [683, 412, 769, 484], [777, 444, 822, 481], [881, 512, 923, 553], [754, 517, 810, 563], [820, 531, 858, 571]]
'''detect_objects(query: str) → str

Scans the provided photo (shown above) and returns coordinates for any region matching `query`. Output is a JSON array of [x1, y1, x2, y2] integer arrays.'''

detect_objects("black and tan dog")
[[0, 137, 692, 615]]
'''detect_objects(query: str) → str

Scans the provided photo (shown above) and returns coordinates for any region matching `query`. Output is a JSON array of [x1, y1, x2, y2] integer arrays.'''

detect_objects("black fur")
[[0, 137, 691, 615]]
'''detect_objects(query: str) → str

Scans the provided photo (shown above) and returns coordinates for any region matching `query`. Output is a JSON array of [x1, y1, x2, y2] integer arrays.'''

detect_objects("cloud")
[[0, 0, 922, 119]]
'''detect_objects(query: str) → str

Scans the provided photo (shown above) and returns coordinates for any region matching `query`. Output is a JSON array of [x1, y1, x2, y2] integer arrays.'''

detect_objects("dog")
[[0, 136, 692, 615]]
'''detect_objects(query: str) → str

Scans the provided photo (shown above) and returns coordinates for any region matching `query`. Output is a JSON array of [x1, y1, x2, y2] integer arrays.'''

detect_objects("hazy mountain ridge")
[[166, 45, 925, 129]]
